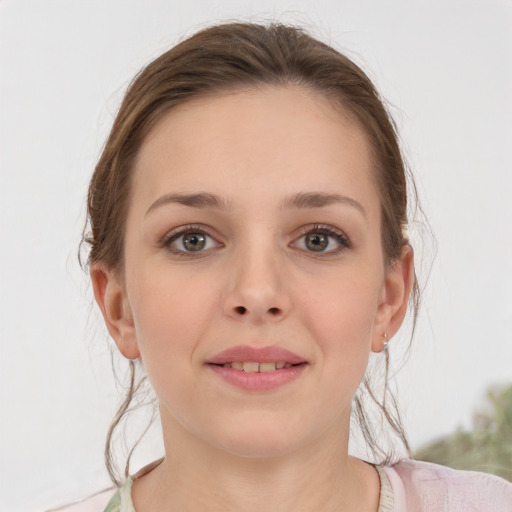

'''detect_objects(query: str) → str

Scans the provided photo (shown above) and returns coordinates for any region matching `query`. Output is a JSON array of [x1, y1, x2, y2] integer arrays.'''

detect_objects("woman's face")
[[97, 87, 409, 458]]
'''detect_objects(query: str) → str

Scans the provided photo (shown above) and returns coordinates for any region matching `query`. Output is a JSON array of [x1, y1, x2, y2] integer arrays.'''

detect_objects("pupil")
[[306, 233, 328, 252], [183, 233, 206, 251]]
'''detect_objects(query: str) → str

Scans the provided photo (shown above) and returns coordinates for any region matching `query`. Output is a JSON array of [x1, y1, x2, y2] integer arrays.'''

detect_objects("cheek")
[[127, 264, 217, 373], [299, 268, 381, 370]]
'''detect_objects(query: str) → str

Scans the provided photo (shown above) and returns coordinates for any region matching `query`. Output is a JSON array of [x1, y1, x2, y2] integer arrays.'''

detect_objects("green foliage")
[[414, 384, 512, 481]]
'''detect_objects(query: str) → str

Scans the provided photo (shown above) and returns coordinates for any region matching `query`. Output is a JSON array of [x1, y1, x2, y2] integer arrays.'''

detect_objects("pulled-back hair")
[[82, 22, 420, 485]]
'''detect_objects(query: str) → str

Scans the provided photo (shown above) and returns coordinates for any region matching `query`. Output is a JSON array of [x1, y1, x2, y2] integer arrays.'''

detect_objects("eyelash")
[[294, 224, 351, 255], [159, 224, 220, 257], [159, 223, 351, 257]]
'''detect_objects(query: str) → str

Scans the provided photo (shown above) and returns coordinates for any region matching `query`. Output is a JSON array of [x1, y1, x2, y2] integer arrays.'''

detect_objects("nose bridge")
[[223, 227, 290, 322]]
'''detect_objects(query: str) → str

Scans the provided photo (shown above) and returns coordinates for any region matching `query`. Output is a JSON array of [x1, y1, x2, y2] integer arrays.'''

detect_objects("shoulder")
[[47, 488, 118, 512], [383, 459, 512, 512], [52, 460, 161, 512]]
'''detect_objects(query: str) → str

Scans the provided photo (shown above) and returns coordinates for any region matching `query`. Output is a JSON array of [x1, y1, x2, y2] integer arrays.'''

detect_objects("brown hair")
[[82, 22, 420, 485]]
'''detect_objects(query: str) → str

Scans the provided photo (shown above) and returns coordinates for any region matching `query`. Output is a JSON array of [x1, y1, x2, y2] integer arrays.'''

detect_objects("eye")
[[292, 225, 351, 254], [160, 226, 221, 255]]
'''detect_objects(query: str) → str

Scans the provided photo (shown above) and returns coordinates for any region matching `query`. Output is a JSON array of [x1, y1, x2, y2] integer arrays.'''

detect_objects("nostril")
[[232, 306, 281, 316]]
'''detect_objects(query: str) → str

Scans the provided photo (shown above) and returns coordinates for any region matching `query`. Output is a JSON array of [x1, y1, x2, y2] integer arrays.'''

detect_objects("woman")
[[71, 22, 511, 511]]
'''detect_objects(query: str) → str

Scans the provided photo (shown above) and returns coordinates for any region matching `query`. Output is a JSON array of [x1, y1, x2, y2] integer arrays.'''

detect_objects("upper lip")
[[207, 345, 307, 365]]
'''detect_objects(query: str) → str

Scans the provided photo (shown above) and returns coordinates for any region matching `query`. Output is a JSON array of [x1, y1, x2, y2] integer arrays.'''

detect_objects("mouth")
[[206, 345, 308, 391], [207, 345, 307, 367], [209, 361, 305, 372]]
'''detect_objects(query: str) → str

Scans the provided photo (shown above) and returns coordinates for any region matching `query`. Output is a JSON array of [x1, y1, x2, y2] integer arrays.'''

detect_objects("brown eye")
[[162, 228, 220, 255], [182, 233, 206, 251], [291, 225, 351, 255], [305, 233, 329, 252]]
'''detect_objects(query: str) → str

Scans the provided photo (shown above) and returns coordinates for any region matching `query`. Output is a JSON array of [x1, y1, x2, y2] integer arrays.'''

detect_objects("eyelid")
[[291, 224, 351, 254], [159, 224, 222, 255], [157, 223, 350, 257]]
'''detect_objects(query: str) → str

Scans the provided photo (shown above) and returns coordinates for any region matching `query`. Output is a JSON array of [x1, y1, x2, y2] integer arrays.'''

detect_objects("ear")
[[371, 244, 415, 353], [90, 263, 140, 360]]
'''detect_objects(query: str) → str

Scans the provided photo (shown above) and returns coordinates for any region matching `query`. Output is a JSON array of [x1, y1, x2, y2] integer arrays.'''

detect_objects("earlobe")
[[90, 263, 140, 360], [372, 245, 415, 353]]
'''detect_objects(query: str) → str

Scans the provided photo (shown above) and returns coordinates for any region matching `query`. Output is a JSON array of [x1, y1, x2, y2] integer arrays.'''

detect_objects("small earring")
[[383, 332, 389, 353]]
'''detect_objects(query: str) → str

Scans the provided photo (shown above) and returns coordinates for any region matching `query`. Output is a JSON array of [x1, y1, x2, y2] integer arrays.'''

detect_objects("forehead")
[[131, 86, 379, 218]]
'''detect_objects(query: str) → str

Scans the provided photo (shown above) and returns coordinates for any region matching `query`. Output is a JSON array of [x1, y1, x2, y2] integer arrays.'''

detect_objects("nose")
[[222, 240, 291, 324]]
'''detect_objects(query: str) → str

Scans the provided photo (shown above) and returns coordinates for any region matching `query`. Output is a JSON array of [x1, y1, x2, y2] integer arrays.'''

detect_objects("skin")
[[91, 86, 414, 512]]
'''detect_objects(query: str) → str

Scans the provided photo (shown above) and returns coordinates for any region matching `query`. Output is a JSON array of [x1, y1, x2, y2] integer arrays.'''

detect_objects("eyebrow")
[[145, 192, 231, 216], [281, 192, 367, 218], [145, 191, 366, 218]]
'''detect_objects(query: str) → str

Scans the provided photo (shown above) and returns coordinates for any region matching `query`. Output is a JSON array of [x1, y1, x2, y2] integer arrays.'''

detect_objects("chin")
[[207, 414, 309, 459]]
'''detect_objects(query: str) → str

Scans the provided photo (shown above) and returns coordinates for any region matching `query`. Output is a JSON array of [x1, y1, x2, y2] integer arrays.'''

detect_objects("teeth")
[[220, 361, 292, 372], [259, 362, 276, 372], [243, 361, 260, 373]]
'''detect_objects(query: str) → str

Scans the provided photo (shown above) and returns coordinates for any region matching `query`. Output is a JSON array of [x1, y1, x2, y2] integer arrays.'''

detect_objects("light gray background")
[[1, 1, 511, 510]]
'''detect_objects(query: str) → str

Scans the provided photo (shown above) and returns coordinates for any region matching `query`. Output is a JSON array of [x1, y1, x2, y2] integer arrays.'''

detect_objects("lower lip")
[[208, 363, 307, 392]]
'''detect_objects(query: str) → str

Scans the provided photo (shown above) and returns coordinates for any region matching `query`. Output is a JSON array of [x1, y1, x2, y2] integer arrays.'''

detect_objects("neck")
[[131, 413, 380, 512]]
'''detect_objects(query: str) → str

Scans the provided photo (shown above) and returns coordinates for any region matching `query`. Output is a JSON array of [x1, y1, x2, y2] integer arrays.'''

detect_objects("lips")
[[206, 345, 308, 392], [207, 345, 307, 366]]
